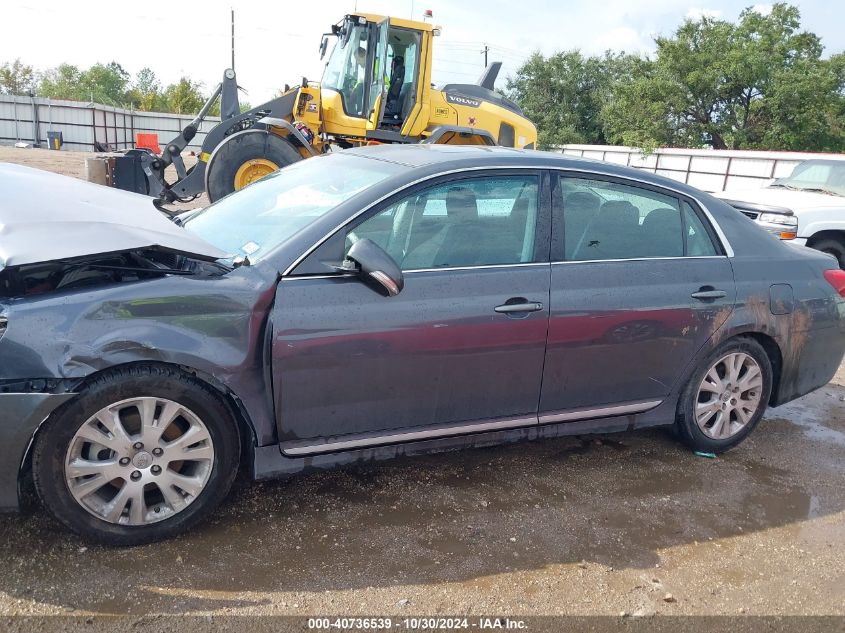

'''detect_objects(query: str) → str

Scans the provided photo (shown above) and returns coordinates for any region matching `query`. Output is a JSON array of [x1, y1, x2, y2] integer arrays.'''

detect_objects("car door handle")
[[494, 301, 544, 314], [691, 289, 727, 300]]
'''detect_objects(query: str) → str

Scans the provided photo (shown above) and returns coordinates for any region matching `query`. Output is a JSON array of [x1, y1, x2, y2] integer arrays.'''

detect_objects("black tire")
[[675, 337, 773, 453], [205, 129, 302, 202], [808, 237, 845, 270], [32, 365, 240, 546]]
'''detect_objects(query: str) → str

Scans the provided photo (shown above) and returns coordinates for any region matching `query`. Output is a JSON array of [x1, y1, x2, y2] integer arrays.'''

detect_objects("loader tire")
[[205, 129, 302, 202]]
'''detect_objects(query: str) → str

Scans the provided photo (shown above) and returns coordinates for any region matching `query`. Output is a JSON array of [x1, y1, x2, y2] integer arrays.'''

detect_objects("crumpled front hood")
[[715, 186, 845, 211], [0, 163, 227, 270]]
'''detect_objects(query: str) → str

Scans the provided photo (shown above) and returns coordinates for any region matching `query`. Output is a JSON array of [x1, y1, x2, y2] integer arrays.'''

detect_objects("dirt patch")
[[0, 146, 205, 210]]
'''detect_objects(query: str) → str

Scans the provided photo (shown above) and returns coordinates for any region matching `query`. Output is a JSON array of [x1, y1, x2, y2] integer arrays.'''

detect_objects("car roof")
[[345, 143, 564, 167], [344, 143, 708, 199]]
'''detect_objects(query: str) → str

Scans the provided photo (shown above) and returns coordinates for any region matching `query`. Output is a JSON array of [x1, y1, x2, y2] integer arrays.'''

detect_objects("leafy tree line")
[[0, 60, 249, 115], [506, 3, 845, 152]]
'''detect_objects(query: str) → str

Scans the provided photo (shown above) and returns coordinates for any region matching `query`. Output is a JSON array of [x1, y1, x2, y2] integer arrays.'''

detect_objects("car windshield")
[[183, 153, 399, 263], [772, 160, 845, 197]]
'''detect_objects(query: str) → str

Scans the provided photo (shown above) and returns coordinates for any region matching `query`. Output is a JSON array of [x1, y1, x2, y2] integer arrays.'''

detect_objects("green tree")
[[755, 54, 845, 151], [38, 63, 83, 100], [0, 58, 36, 94], [506, 50, 641, 149], [38, 61, 130, 104], [79, 62, 130, 105], [162, 77, 205, 114], [599, 3, 842, 151], [125, 67, 163, 111]]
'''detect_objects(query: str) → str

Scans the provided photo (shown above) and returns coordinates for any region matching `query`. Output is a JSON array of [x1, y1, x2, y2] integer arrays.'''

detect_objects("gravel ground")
[[0, 145, 205, 210], [0, 146, 843, 623]]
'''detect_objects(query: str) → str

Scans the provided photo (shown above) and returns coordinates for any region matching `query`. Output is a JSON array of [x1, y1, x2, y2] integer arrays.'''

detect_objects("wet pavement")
[[0, 364, 844, 618]]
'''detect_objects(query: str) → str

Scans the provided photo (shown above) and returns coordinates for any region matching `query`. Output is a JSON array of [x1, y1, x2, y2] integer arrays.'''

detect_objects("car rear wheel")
[[32, 365, 240, 545], [675, 337, 772, 453]]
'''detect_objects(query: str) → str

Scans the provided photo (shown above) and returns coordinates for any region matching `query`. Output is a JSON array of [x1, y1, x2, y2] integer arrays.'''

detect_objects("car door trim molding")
[[281, 262, 549, 281], [550, 255, 726, 265], [404, 262, 548, 274], [281, 398, 662, 456], [281, 414, 538, 456], [283, 164, 733, 277], [539, 399, 662, 425]]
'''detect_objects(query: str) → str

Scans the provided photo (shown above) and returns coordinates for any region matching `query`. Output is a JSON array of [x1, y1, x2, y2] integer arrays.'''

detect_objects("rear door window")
[[558, 177, 717, 261]]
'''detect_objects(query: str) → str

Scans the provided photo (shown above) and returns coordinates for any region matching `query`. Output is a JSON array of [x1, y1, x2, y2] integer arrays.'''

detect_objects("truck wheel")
[[808, 237, 845, 269], [32, 365, 240, 546], [205, 129, 302, 202]]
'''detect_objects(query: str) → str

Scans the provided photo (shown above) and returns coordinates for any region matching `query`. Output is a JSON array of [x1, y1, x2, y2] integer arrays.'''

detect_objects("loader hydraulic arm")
[[159, 69, 241, 180]]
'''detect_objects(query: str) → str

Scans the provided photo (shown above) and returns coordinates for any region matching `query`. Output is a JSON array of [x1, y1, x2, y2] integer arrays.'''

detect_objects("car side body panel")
[[1, 146, 844, 511]]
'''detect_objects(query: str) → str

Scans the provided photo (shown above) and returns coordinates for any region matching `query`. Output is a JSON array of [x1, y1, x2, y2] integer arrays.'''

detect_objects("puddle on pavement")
[[768, 384, 845, 447]]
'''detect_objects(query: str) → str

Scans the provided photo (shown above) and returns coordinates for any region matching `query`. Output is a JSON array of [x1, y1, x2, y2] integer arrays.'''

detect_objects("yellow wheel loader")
[[112, 13, 537, 204]]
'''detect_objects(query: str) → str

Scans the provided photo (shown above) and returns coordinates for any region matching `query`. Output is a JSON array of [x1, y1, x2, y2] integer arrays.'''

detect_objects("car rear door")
[[271, 170, 552, 454], [539, 172, 736, 420]]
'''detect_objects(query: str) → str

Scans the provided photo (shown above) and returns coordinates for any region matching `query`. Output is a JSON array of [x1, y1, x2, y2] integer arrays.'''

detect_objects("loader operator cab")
[[321, 14, 422, 131]]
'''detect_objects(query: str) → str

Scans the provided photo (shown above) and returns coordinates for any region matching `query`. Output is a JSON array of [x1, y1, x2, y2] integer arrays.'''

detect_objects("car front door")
[[271, 170, 551, 454], [539, 172, 736, 421]]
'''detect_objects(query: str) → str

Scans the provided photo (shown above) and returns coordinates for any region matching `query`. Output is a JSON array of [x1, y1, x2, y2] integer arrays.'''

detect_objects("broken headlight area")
[[0, 250, 227, 299]]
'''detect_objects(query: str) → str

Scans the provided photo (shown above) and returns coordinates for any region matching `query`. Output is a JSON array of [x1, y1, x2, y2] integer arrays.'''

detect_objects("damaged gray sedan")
[[2, 145, 844, 545]]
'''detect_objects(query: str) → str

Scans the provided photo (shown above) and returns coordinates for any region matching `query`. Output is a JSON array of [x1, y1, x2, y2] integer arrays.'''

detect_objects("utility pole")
[[231, 8, 235, 71], [481, 44, 489, 67]]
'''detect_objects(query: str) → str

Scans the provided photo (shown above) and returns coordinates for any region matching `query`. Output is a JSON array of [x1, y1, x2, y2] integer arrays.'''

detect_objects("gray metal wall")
[[558, 144, 845, 192], [0, 94, 221, 152]]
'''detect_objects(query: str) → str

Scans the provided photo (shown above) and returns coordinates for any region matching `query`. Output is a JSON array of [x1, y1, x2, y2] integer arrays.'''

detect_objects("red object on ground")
[[135, 133, 161, 154]]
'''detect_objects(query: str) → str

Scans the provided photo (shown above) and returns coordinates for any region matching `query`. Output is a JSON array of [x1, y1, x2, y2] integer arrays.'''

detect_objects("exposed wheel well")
[[807, 230, 845, 248], [734, 332, 783, 406], [21, 362, 257, 489]]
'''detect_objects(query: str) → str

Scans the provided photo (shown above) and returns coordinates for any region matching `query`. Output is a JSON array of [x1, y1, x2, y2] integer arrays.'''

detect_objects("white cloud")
[[590, 26, 650, 54], [751, 3, 773, 15], [686, 7, 723, 19]]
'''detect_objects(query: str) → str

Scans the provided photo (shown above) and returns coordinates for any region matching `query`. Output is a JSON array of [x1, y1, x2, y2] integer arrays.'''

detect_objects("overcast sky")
[[2, 0, 842, 105]]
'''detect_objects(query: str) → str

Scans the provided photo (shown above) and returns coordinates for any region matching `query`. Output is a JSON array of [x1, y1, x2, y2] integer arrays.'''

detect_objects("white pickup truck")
[[715, 159, 845, 268]]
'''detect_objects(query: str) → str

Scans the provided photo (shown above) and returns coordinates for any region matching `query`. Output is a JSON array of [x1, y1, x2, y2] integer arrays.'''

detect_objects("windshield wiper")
[[769, 183, 801, 190], [799, 186, 841, 196]]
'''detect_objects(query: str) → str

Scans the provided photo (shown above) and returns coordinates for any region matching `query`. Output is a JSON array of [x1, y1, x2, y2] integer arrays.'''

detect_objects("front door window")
[[347, 175, 540, 269]]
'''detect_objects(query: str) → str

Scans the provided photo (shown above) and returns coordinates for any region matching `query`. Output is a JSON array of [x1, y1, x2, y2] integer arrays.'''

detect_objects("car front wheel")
[[32, 365, 240, 545], [808, 237, 845, 270], [675, 337, 773, 453]]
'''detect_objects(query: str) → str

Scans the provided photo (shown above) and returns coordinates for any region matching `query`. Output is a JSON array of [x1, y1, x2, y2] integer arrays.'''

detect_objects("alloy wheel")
[[64, 397, 215, 526], [695, 352, 764, 440]]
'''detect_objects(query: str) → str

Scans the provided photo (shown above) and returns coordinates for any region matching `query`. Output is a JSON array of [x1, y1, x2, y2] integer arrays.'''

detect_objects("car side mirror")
[[344, 238, 404, 297], [319, 35, 330, 60]]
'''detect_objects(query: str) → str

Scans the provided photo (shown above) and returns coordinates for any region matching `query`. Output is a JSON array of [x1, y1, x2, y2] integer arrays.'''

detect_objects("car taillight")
[[823, 269, 845, 298]]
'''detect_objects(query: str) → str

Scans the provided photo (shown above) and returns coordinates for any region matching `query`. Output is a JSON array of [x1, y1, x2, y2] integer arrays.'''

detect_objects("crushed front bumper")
[[0, 392, 75, 511]]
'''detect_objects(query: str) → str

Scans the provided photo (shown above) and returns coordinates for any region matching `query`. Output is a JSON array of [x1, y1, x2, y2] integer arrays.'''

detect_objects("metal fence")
[[557, 144, 845, 192], [0, 94, 221, 152]]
